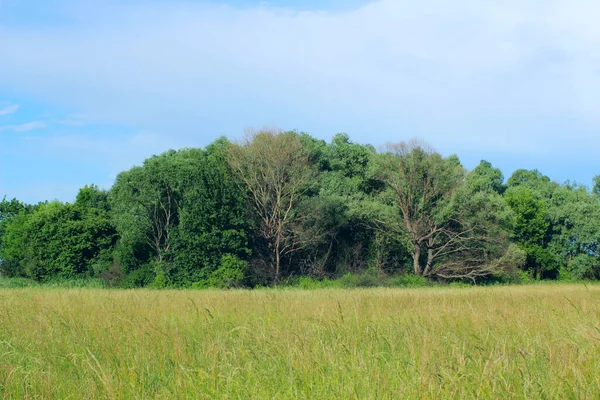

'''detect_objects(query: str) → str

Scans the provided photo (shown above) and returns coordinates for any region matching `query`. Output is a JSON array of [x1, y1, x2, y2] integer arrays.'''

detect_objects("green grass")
[[0, 277, 107, 289], [1, 284, 599, 398]]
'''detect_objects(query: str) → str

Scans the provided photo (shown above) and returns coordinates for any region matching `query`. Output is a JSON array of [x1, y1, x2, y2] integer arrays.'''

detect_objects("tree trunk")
[[413, 244, 422, 275], [274, 239, 281, 283], [424, 247, 434, 276]]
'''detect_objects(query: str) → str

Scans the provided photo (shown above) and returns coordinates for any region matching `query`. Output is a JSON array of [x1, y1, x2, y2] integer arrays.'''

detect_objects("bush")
[[192, 254, 248, 289], [152, 272, 169, 289], [286, 276, 340, 289], [338, 273, 382, 288], [121, 264, 155, 288], [42, 278, 107, 289], [0, 277, 38, 288], [388, 274, 427, 287], [284, 273, 431, 290], [446, 282, 472, 289]]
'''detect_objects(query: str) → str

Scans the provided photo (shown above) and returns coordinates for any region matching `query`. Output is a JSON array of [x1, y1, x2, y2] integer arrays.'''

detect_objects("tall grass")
[[1, 285, 599, 398], [0, 277, 107, 289]]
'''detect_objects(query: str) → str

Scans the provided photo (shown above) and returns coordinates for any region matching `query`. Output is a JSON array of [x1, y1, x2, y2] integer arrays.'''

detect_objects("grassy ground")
[[0, 284, 599, 399]]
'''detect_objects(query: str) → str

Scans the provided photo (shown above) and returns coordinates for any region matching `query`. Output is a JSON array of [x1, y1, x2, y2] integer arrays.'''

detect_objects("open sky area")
[[1, 0, 599, 203]]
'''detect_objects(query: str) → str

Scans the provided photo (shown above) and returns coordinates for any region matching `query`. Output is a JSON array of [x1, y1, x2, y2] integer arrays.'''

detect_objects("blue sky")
[[1, 0, 600, 203]]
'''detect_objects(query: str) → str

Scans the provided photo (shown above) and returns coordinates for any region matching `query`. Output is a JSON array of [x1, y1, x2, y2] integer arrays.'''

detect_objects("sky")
[[1, 0, 600, 203]]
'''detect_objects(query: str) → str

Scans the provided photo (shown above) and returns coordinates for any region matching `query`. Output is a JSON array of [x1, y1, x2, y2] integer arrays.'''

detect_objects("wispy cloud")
[[0, 104, 19, 116], [0, 0, 599, 141], [0, 121, 46, 132], [13, 121, 46, 132], [2, 0, 600, 203], [52, 114, 87, 126]]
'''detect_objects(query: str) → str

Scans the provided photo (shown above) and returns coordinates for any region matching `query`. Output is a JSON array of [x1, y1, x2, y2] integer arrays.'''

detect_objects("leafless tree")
[[377, 139, 508, 279], [227, 129, 315, 282]]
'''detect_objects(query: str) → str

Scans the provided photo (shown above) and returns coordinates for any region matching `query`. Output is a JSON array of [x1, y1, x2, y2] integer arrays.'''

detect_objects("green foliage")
[[505, 185, 557, 278], [0, 277, 108, 289], [337, 272, 382, 288], [173, 145, 250, 285], [0, 277, 37, 288], [334, 272, 429, 288], [0, 186, 117, 280], [465, 160, 506, 194], [121, 264, 155, 288], [287, 276, 339, 289], [192, 254, 248, 289], [388, 274, 428, 287], [375, 142, 511, 281], [110, 144, 250, 287], [2, 133, 600, 287], [546, 184, 600, 279], [40, 278, 107, 289]]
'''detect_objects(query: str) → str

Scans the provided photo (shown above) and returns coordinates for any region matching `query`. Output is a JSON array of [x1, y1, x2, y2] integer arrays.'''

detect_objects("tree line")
[[2, 130, 600, 287]]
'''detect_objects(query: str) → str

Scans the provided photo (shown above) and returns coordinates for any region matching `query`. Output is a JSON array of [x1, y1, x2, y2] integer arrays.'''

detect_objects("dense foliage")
[[2, 131, 600, 287]]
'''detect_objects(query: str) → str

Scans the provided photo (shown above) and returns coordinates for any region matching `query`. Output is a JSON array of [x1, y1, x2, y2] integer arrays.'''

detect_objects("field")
[[1, 285, 599, 399]]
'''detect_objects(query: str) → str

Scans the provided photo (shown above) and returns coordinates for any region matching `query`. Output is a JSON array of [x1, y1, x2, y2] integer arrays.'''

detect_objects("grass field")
[[1, 284, 599, 399]]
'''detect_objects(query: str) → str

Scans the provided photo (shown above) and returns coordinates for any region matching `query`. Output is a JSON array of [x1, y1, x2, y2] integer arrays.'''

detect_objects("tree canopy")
[[1, 132, 599, 286]]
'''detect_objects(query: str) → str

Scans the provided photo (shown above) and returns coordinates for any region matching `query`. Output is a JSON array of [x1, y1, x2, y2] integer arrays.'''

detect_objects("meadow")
[[1, 284, 599, 399]]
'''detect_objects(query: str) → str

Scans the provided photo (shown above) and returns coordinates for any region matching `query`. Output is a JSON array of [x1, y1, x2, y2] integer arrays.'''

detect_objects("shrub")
[[287, 276, 340, 289], [42, 278, 107, 289], [388, 274, 427, 287], [121, 264, 155, 288], [0, 277, 37, 289], [338, 273, 381, 288], [192, 254, 248, 289]]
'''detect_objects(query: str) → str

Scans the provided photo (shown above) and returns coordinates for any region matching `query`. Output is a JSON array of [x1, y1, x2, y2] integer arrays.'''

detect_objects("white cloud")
[[0, 121, 46, 132], [0, 104, 19, 116], [13, 121, 46, 132], [0, 0, 599, 155], [52, 115, 88, 126]]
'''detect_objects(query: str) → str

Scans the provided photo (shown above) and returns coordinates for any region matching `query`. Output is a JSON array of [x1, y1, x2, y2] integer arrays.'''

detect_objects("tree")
[[172, 141, 250, 286], [546, 184, 600, 279], [0, 186, 117, 280], [504, 185, 556, 278], [506, 169, 558, 199], [466, 160, 505, 194], [376, 140, 510, 280], [227, 129, 316, 282], [110, 145, 251, 287], [110, 151, 182, 267], [593, 175, 600, 199], [290, 133, 396, 277], [110, 151, 183, 283], [0, 211, 29, 277], [0, 197, 33, 271], [376, 141, 460, 276]]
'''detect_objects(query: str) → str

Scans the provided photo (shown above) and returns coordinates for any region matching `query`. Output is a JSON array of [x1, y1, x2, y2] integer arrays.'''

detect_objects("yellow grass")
[[1, 284, 599, 399]]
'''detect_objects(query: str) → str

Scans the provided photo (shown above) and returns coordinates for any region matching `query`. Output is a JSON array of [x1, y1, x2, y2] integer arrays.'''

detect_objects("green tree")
[[466, 160, 505, 194], [547, 184, 600, 279], [504, 185, 556, 278], [0, 186, 117, 280], [292, 133, 393, 277], [592, 175, 600, 199], [110, 150, 182, 272], [172, 141, 250, 286], [110, 144, 250, 287], [0, 197, 34, 273]]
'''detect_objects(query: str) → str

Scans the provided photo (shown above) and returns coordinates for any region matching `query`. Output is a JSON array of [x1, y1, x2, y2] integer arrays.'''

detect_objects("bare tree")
[[376, 140, 507, 279], [142, 183, 179, 264], [227, 129, 315, 282]]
